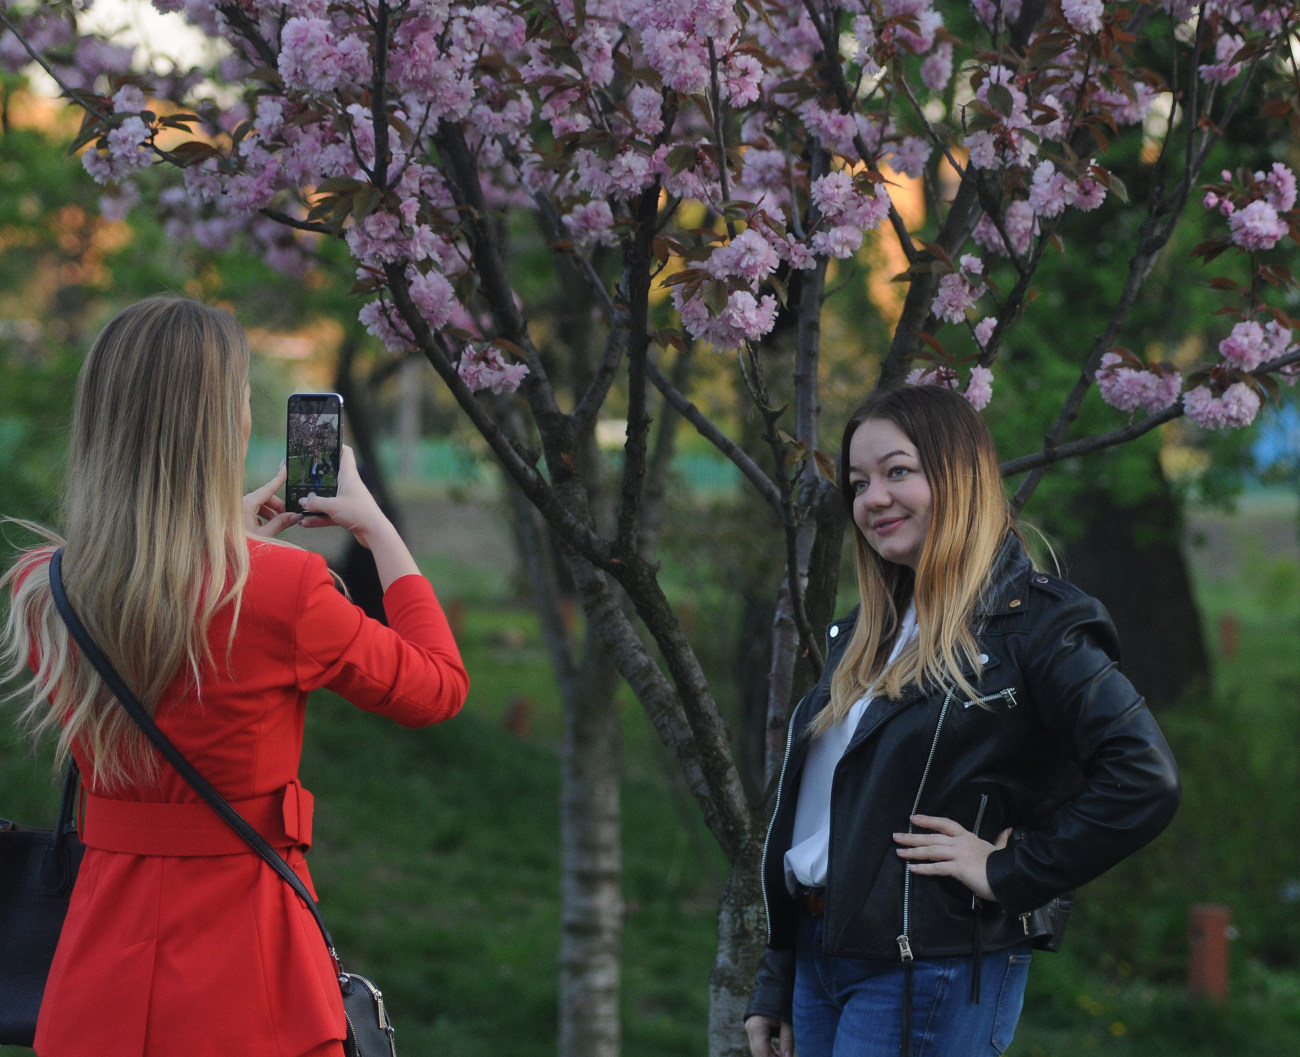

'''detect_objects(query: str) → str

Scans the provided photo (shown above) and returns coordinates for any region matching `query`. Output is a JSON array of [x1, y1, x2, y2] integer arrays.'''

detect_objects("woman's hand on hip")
[[745, 1015, 794, 1057], [244, 464, 302, 538], [894, 814, 1012, 903]]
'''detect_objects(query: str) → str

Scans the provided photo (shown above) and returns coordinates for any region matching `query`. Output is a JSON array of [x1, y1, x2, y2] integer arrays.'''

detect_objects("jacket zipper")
[[964, 687, 1017, 709], [760, 694, 805, 941], [970, 792, 990, 913], [972, 792, 989, 837], [897, 689, 953, 962]]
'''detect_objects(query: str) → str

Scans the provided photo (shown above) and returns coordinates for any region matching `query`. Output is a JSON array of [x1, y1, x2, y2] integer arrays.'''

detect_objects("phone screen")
[[286, 392, 343, 514]]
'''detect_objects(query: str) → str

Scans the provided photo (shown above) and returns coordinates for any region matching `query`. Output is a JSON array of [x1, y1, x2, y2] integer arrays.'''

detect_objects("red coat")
[[34, 541, 468, 1057]]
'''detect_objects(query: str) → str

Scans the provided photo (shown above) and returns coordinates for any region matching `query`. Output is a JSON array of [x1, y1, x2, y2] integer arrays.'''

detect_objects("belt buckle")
[[798, 885, 826, 917]]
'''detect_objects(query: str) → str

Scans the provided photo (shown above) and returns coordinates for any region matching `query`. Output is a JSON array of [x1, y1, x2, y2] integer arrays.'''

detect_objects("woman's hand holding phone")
[[244, 464, 304, 538], [296, 445, 420, 589]]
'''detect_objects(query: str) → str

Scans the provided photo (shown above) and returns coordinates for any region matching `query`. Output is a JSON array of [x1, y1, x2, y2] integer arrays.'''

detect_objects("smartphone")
[[285, 392, 344, 514]]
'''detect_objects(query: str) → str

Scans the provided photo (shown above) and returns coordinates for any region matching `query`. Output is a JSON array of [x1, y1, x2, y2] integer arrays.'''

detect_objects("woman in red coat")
[[1, 296, 469, 1057]]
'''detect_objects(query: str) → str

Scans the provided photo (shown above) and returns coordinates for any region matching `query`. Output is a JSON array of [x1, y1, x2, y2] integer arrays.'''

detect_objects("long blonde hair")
[[815, 385, 1015, 736], [2, 296, 252, 790]]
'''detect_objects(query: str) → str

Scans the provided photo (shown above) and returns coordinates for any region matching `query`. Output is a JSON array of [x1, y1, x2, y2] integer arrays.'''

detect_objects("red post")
[[1188, 903, 1232, 1003]]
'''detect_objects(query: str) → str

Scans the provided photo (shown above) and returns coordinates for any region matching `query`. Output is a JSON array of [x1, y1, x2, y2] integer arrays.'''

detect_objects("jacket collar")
[[974, 533, 1035, 618]]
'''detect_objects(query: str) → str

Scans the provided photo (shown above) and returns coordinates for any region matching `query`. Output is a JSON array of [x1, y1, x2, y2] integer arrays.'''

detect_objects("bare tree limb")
[[645, 360, 784, 514]]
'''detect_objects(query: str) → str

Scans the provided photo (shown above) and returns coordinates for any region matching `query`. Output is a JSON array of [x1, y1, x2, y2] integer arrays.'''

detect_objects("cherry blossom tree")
[[6, 2, 1300, 1055]]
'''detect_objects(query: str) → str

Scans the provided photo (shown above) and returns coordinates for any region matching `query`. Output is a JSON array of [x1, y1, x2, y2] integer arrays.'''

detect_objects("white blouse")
[[784, 601, 919, 892]]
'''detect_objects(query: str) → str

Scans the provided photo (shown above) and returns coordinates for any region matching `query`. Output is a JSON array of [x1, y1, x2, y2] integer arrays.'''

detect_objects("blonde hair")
[[2, 296, 252, 790], [814, 385, 1015, 736]]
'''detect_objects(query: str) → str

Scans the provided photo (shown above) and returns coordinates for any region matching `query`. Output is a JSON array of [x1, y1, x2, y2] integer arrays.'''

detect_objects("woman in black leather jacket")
[[745, 386, 1180, 1057]]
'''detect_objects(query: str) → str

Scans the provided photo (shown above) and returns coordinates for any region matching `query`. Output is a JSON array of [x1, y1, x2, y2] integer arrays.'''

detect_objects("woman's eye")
[[888, 466, 908, 478], [852, 479, 867, 493]]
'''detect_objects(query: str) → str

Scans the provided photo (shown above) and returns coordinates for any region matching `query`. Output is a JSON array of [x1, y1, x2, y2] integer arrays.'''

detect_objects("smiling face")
[[846, 416, 933, 570]]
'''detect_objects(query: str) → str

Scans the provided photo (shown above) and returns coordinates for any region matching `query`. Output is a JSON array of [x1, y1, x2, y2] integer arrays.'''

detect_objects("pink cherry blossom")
[[973, 200, 1037, 257], [965, 127, 1035, 172], [1263, 320, 1297, 365], [1260, 163, 1297, 212], [974, 318, 997, 348], [707, 228, 781, 285], [809, 171, 891, 231], [607, 148, 660, 196], [1229, 200, 1288, 252], [359, 300, 416, 352], [1071, 173, 1107, 211], [279, 17, 370, 95], [931, 255, 984, 324], [722, 53, 764, 107], [1183, 382, 1261, 430], [112, 85, 147, 114], [672, 287, 777, 350], [627, 85, 665, 137], [459, 344, 530, 395], [409, 269, 459, 330], [889, 137, 930, 179], [1218, 320, 1268, 371], [1097, 353, 1182, 415], [1028, 160, 1072, 218], [850, 15, 880, 75], [563, 201, 620, 249], [346, 211, 408, 267], [1094, 82, 1160, 126], [1061, 0, 1104, 35], [717, 290, 778, 344], [972, 0, 1022, 28], [575, 24, 616, 89], [1199, 32, 1244, 85], [884, 0, 943, 54], [921, 43, 953, 92], [906, 366, 958, 388], [965, 366, 994, 410]]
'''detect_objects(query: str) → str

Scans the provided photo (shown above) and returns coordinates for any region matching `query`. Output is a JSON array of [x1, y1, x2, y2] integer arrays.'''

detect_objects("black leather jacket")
[[747, 536, 1180, 1021]]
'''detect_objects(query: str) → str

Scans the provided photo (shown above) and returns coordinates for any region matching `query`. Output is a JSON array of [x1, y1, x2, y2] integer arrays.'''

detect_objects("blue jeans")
[[792, 913, 1031, 1057]]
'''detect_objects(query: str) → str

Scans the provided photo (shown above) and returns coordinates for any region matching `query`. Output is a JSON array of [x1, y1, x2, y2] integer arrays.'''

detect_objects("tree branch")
[[1010, 27, 1267, 511], [645, 359, 784, 514]]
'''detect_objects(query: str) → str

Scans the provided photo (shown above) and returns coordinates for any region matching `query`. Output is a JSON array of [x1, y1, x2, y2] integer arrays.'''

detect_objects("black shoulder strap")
[[47, 548, 342, 974]]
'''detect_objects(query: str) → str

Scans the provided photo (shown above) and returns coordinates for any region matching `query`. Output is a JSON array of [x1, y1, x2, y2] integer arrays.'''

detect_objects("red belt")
[[81, 779, 314, 856]]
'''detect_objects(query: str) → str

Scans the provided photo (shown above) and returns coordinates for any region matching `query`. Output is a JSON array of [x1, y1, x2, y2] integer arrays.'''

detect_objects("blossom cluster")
[[906, 364, 995, 411], [1204, 164, 1298, 253], [1097, 353, 1182, 417], [4, 0, 1299, 419]]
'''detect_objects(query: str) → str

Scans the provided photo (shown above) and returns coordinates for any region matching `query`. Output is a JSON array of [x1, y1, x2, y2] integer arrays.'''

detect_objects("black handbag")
[[48, 549, 396, 1057], [0, 759, 84, 1047]]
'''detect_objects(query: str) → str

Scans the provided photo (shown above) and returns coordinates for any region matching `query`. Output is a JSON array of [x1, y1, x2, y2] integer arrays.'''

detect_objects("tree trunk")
[[1055, 459, 1211, 706], [559, 640, 623, 1057], [708, 837, 767, 1057]]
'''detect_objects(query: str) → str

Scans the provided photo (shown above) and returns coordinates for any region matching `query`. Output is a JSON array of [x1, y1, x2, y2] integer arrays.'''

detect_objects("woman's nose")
[[863, 480, 890, 507]]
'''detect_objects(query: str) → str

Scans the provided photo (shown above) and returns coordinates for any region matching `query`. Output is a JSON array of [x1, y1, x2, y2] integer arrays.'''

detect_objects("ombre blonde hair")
[[813, 385, 1017, 737], [2, 296, 252, 790]]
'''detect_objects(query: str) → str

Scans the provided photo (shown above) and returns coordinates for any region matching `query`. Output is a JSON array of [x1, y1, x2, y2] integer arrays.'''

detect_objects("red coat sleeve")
[[289, 554, 468, 726]]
